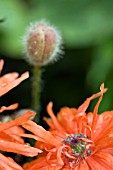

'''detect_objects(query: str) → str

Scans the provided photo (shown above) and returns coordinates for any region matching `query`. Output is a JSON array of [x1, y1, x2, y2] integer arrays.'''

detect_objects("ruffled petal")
[[0, 131, 24, 144], [22, 120, 61, 146], [100, 147, 113, 155], [47, 102, 66, 133], [0, 153, 23, 170], [0, 72, 19, 86], [78, 160, 89, 170], [0, 111, 35, 132], [0, 59, 4, 73], [86, 156, 107, 170], [23, 157, 49, 170], [57, 107, 78, 134], [92, 111, 113, 142], [91, 84, 107, 137], [91, 152, 113, 170], [0, 103, 18, 113], [77, 83, 107, 116], [0, 140, 42, 156], [0, 71, 29, 96]]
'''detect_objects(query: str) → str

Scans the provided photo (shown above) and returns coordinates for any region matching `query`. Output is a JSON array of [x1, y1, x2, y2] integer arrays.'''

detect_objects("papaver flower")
[[23, 83, 113, 169], [0, 59, 42, 170]]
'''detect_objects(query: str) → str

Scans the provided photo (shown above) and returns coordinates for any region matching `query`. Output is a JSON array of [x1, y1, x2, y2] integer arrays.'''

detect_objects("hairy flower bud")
[[23, 21, 62, 66]]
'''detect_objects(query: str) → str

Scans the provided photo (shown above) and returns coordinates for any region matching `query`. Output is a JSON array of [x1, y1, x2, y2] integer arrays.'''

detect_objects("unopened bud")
[[23, 21, 62, 66]]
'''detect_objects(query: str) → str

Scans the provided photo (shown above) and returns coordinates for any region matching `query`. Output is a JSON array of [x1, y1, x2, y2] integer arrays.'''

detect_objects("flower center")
[[62, 133, 94, 166]]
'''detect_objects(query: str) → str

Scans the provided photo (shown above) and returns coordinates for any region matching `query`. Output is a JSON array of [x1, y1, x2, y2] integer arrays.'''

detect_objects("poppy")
[[23, 83, 113, 169], [0, 60, 41, 170]]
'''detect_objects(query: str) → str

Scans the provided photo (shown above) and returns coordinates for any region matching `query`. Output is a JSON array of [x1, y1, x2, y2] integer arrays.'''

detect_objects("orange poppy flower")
[[23, 83, 113, 169], [0, 59, 42, 170]]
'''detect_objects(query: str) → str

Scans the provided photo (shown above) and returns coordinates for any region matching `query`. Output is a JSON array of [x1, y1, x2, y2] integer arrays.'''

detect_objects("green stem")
[[32, 65, 41, 123]]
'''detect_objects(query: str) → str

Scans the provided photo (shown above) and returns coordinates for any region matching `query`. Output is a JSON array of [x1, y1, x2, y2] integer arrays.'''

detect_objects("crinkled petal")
[[91, 152, 113, 170], [0, 140, 42, 156], [86, 156, 107, 170], [101, 147, 113, 155], [21, 133, 45, 142], [94, 136, 113, 153], [0, 103, 18, 113], [0, 153, 23, 170], [23, 157, 48, 170], [0, 111, 35, 132], [43, 116, 55, 129], [47, 102, 66, 133], [0, 59, 4, 73], [0, 71, 29, 96], [57, 107, 78, 134], [91, 84, 106, 136], [92, 111, 113, 142], [78, 160, 89, 170], [22, 120, 61, 146], [0, 131, 24, 144], [87, 112, 93, 127], [0, 72, 19, 86], [77, 83, 107, 116]]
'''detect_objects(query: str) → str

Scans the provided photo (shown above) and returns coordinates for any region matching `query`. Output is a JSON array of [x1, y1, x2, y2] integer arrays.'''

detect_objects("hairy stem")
[[32, 65, 41, 123]]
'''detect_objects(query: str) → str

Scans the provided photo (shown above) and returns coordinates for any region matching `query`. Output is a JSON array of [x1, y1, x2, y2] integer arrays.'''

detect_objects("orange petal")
[[21, 133, 45, 142], [92, 111, 113, 142], [0, 140, 42, 156], [100, 148, 113, 156], [86, 156, 107, 170], [47, 102, 66, 132], [94, 135, 113, 153], [0, 59, 4, 73], [92, 152, 113, 170], [0, 111, 36, 132], [0, 131, 24, 144], [22, 120, 61, 146], [78, 160, 89, 170], [0, 103, 18, 113], [57, 107, 78, 134], [23, 157, 48, 170], [43, 116, 55, 129], [77, 83, 107, 115], [87, 112, 93, 127], [0, 71, 29, 96], [0, 153, 23, 170], [0, 72, 19, 86], [91, 83, 106, 134]]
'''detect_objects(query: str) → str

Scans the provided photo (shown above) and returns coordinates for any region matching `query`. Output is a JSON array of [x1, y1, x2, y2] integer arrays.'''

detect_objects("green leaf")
[[29, 0, 113, 47], [0, 0, 28, 57]]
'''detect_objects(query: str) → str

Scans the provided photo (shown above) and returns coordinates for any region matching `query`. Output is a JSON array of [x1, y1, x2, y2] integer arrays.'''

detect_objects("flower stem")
[[32, 65, 41, 123]]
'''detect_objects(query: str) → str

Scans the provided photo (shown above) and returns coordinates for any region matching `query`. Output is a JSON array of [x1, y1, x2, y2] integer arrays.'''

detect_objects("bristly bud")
[[23, 20, 63, 66]]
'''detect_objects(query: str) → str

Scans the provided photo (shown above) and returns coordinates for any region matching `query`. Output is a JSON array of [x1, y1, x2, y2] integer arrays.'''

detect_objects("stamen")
[[62, 133, 94, 166]]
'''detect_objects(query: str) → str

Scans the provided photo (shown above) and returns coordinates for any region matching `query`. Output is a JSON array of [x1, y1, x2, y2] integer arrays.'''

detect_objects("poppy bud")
[[23, 21, 62, 66]]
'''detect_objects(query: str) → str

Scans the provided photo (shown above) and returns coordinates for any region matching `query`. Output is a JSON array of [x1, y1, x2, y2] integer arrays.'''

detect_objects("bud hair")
[[23, 20, 63, 66]]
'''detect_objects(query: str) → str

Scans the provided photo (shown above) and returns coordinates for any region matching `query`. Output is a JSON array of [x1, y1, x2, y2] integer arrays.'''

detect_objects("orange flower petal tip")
[[100, 82, 108, 93], [0, 103, 18, 113], [0, 59, 4, 73], [47, 101, 53, 109]]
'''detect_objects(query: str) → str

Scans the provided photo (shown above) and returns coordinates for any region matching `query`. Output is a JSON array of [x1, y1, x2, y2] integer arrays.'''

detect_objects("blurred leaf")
[[30, 0, 113, 47], [86, 40, 113, 88], [0, 0, 28, 57], [86, 40, 113, 112], [0, 0, 113, 58]]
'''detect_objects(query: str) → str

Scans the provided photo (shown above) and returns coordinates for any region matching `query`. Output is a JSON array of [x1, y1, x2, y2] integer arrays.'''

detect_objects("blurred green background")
[[0, 0, 113, 123]]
